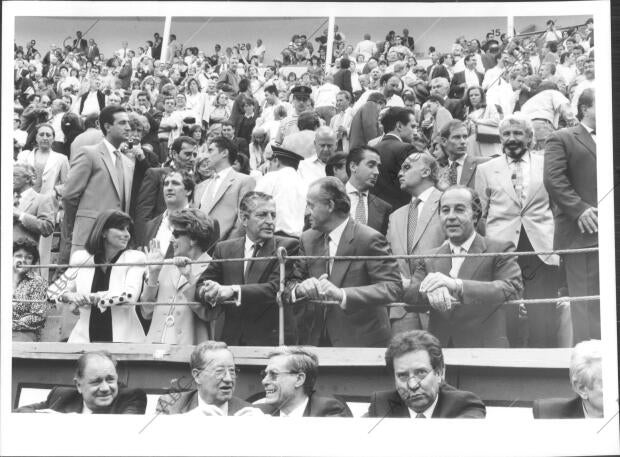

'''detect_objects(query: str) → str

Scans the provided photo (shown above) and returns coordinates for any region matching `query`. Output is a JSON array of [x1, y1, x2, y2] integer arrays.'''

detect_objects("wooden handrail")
[[12, 342, 571, 369]]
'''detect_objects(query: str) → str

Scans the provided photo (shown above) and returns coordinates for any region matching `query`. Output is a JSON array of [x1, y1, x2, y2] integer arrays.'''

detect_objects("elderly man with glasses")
[[257, 346, 352, 417], [156, 341, 262, 416]]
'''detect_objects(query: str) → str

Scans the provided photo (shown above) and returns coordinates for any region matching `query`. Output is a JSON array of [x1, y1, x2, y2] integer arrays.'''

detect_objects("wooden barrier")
[[12, 343, 573, 410]]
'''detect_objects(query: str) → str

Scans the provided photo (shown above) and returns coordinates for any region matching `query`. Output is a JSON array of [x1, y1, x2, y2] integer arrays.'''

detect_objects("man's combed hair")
[[570, 339, 602, 390], [239, 191, 274, 216], [268, 346, 319, 395], [313, 176, 351, 214], [385, 330, 445, 373], [380, 107, 414, 133], [190, 341, 230, 371], [210, 136, 238, 165]]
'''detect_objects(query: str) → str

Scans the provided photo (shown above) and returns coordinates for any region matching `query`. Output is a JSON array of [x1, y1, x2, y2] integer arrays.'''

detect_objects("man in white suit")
[[194, 136, 256, 241], [387, 152, 445, 334], [61, 105, 134, 259], [476, 114, 560, 347]]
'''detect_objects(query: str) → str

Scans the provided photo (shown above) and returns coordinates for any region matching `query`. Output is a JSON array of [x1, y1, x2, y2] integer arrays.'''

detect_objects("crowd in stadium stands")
[[15, 333, 604, 418], [13, 18, 599, 355]]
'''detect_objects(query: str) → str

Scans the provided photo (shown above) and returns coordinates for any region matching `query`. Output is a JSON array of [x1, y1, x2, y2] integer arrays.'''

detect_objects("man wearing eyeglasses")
[[367, 330, 485, 418], [257, 346, 352, 417], [134, 136, 197, 242], [156, 341, 262, 416]]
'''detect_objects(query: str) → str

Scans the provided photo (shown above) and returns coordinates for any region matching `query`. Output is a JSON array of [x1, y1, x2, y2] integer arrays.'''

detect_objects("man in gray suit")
[[387, 152, 445, 334], [61, 105, 134, 258], [194, 136, 255, 241]]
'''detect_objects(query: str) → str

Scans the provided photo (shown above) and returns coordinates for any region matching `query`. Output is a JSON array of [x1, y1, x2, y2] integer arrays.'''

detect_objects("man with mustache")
[[476, 115, 560, 348], [196, 191, 299, 345], [367, 330, 485, 418]]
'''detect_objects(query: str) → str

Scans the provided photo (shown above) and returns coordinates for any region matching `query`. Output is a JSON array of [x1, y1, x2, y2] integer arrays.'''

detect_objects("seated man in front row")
[[257, 346, 352, 417], [156, 341, 262, 416], [16, 350, 146, 414], [367, 330, 486, 418], [403, 185, 523, 348], [533, 339, 603, 418]]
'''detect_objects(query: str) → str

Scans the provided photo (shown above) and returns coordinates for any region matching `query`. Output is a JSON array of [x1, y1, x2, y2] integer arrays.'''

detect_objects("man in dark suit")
[[533, 339, 603, 418], [257, 346, 352, 417], [430, 77, 466, 121], [16, 351, 146, 414], [76, 77, 106, 116], [449, 54, 484, 99], [286, 177, 403, 347], [333, 58, 353, 95], [345, 146, 392, 235], [403, 185, 523, 347], [371, 107, 419, 209], [367, 330, 486, 418], [134, 136, 197, 241], [72, 31, 88, 55], [349, 92, 386, 150], [196, 192, 299, 345], [544, 88, 599, 344], [86, 39, 100, 62], [436, 120, 489, 191], [156, 341, 261, 416], [221, 120, 249, 156]]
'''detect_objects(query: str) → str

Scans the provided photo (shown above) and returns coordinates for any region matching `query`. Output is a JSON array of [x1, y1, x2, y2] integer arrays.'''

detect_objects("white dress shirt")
[[408, 394, 438, 419], [464, 68, 480, 88], [448, 230, 477, 278], [155, 212, 172, 256], [298, 155, 326, 188], [193, 394, 228, 416], [255, 167, 307, 236], [81, 91, 101, 116], [81, 402, 93, 414], [279, 397, 309, 417]]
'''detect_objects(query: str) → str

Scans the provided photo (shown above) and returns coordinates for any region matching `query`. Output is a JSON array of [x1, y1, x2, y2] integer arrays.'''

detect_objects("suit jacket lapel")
[[412, 188, 440, 250], [495, 161, 520, 205], [329, 219, 355, 286], [431, 242, 453, 276], [208, 171, 235, 213], [523, 154, 543, 209], [18, 188, 37, 213], [366, 194, 379, 230], [574, 124, 596, 158], [387, 391, 411, 418], [457, 234, 486, 280], [459, 156, 476, 187], [246, 237, 274, 284], [99, 144, 122, 198]]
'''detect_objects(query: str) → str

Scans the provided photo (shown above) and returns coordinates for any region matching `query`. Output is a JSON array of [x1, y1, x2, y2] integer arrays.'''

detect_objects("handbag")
[[475, 123, 500, 143]]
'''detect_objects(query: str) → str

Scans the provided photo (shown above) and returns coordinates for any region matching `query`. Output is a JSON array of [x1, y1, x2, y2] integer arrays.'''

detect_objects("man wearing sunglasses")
[[134, 136, 197, 242], [156, 341, 262, 416], [257, 346, 352, 417], [367, 330, 486, 418]]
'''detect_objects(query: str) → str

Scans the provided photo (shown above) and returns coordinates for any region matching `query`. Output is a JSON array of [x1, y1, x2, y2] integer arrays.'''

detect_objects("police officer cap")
[[290, 85, 312, 98], [271, 145, 304, 163]]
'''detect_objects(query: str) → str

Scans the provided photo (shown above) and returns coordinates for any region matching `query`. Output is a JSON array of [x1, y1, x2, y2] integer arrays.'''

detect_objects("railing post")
[[276, 246, 288, 346]]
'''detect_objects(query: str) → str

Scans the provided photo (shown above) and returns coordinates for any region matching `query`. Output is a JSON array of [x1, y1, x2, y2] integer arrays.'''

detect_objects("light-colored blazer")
[[140, 251, 211, 345], [14, 188, 55, 243], [194, 169, 255, 241], [386, 187, 445, 277], [16, 149, 69, 196], [476, 153, 559, 265], [62, 141, 134, 251], [64, 249, 146, 343]]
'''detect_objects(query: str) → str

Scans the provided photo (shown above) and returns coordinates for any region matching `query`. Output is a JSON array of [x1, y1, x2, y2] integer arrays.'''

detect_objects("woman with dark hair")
[[306, 55, 323, 80], [20, 103, 49, 151], [12, 237, 49, 342], [463, 85, 501, 157], [55, 210, 146, 343], [232, 152, 252, 175], [194, 154, 212, 184], [59, 112, 84, 158], [141, 208, 218, 344], [185, 77, 205, 120]]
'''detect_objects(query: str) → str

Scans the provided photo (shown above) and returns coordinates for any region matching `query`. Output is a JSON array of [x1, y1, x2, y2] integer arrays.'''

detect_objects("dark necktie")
[[244, 242, 262, 281], [448, 161, 459, 186], [113, 150, 125, 210]]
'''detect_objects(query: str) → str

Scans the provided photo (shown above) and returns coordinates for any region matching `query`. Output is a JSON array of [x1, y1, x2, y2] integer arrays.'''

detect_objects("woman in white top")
[[16, 123, 69, 278], [209, 92, 232, 124], [55, 210, 146, 343], [185, 77, 206, 121], [463, 85, 502, 158]]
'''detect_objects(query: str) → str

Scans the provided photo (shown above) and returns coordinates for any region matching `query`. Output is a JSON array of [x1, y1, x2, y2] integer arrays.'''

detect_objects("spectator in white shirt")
[[298, 126, 337, 188], [354, 33, 378, 61], [313, 74, 340, 125], [329, 90, 354, 153]]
